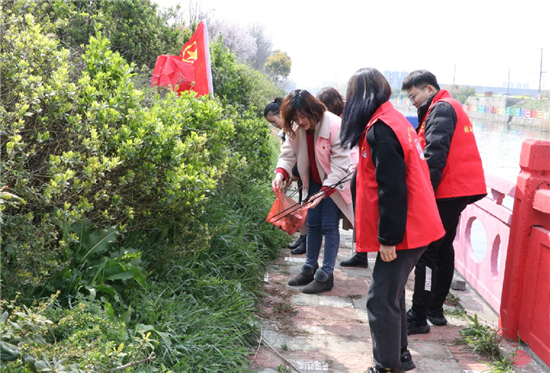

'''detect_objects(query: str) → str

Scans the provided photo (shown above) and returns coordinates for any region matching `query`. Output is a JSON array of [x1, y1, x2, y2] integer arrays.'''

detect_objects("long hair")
[[316, 87, 344, 116], [280, 89, 326, 138], [340, 67, 392, 148]]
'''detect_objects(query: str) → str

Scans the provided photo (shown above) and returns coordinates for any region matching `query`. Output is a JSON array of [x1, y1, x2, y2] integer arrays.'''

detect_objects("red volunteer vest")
[[418, 90, 487, 199], [356, 102, 445, 252]]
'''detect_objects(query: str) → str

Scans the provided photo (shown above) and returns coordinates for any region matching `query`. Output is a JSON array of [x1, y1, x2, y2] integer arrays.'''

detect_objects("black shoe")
[[365, 367, 403, 373], [288, 234, 306, 249], [290, 239, 306, 255], [427, 308, 448, 326], [288, 273, 314, 286], [340, 253, 369, 268], [407, 313, 430, 335], [406, 308, 417, 323], [302, 274, 334, 294], [399, 349, 415, 371]]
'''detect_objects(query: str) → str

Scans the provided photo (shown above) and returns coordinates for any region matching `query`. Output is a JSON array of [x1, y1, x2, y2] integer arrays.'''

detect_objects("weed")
[[274, 304, 297, 316], [281, 343, 288, 351], [482, 355, 516, 372], [445, 292, 461, 306], [446, 306, 466, 318], [482, 343, 520, 373], [460, 313, 501, 359], [277, 364, 291, 373]]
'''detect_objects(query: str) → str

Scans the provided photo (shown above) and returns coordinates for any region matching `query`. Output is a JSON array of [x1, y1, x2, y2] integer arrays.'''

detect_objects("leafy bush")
[[1, 6, 233, 298], [0, 294, 155, 372], [1, 1, 288, 371], [34, 0, 186, 70]]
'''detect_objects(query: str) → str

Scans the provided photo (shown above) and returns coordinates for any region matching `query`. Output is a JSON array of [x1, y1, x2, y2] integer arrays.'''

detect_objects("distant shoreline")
[[394, 104, 550, 132]]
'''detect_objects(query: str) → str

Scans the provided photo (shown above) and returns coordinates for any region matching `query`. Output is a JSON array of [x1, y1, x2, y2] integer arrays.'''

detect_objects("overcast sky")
[[154, 0, 550, 91]]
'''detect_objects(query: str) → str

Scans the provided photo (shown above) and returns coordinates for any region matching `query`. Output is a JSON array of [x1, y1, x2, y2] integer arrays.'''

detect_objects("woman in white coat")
[[272, 89, 355, 294]]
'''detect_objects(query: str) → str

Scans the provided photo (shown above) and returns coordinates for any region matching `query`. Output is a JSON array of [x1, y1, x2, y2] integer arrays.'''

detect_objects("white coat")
[[275, 111, 357, 228]]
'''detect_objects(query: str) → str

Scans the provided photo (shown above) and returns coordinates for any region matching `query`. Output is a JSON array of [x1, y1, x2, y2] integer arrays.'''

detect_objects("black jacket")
[[417, 96, 457, 194], [366, 120, 407, 246]]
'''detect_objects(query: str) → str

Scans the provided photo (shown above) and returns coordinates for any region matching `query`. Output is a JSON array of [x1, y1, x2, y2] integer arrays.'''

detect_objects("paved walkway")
[[250, 229, 550, 373]]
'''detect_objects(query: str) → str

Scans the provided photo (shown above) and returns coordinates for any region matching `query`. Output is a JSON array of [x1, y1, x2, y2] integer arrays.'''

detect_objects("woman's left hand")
[[304, 191, 325, 210], [380, 244, 397, 262]]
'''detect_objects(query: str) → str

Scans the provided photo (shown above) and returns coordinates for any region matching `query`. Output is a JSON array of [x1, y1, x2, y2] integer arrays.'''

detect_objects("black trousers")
[[411, 197, 470, 317], [368, 246, 426, 368]]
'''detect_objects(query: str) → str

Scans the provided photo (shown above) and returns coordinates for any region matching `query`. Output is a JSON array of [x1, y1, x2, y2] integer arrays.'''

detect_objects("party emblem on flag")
[[151, 21, 213, 97], [181, 42, 198, 63]]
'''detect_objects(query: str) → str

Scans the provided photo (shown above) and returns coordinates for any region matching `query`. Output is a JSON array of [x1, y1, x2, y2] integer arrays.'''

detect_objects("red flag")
[[151, 21, 213, 97], [151, 55, 195, 93]]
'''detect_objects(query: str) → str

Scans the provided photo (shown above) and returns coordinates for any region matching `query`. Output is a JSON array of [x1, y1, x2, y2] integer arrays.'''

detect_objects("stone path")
[[249, 229, 550, 373]]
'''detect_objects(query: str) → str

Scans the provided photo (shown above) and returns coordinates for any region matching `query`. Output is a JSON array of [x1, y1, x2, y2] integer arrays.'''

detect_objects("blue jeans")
[[301, 181, 341, 282]]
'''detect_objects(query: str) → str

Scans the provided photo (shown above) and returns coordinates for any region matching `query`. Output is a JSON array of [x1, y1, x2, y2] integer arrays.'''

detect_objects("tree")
[[250, 23, 272, 71], [264, 50, 291, 84], [42, 0, 185, 69], [447, 85, 476, 104], [209, 18, 257, 63]]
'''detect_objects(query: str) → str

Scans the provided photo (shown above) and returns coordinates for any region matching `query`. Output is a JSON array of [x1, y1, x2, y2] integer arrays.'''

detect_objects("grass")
[[445, 292, 461, 307], [277, 365, 291, 373], [273, 303, 297, 316], [460, 313, 501, 359], [459, 312, 521, 373], [124, 176, 290, 371], [482, 351, 518, 373], [446, 306, 467, 318]]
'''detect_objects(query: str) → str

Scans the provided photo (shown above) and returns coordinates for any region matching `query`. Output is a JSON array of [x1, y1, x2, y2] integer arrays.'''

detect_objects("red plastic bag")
[[266, 191, 307, 235]]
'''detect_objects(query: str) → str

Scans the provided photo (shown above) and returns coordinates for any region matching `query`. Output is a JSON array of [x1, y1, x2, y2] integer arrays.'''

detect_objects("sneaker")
[[406, 308, 422, 323], [365, 367, 403, 373], [427, 308, 448, 326], [399, 349, 415, 371], [340, 252, 369, 268], [407, 317, 430, 335], [407, 309, 430, 335]]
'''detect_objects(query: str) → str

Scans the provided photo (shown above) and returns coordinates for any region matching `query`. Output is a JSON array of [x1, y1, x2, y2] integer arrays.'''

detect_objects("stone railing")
[[454, 139, 550, 367]]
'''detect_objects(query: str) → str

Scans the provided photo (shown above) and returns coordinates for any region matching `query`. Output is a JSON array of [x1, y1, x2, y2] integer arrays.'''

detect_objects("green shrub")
[[0, 294, 155, 372], [1, 1, 287, 371], [1, 7, 233, 299]]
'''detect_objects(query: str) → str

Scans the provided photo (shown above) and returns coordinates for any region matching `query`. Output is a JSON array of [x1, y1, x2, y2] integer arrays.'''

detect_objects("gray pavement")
[[250, 229, 550, 373]]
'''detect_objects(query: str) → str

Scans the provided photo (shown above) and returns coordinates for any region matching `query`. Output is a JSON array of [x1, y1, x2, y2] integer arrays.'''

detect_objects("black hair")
[[263, 97, 283, 118], [401, 69, 440, 91], [340, 67, 392, 148]]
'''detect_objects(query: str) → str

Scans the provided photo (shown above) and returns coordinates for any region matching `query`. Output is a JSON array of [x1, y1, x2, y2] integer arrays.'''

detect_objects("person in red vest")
[[341, 67, 444, 373], [402, 70, 487, 334]]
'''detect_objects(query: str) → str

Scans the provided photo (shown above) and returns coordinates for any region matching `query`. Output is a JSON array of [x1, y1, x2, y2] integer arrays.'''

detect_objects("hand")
[[285, 175, 300, 188], [380, 244, 397, 262], [272, 173, 285, 193], [304, 191, 325, 210]]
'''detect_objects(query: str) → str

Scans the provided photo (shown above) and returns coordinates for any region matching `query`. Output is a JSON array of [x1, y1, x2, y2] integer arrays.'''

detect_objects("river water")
[[399, 106, 550, 182], [469, 119, 550, 263], [399, 110, 550, 262], [472, 119, 550, 182]]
